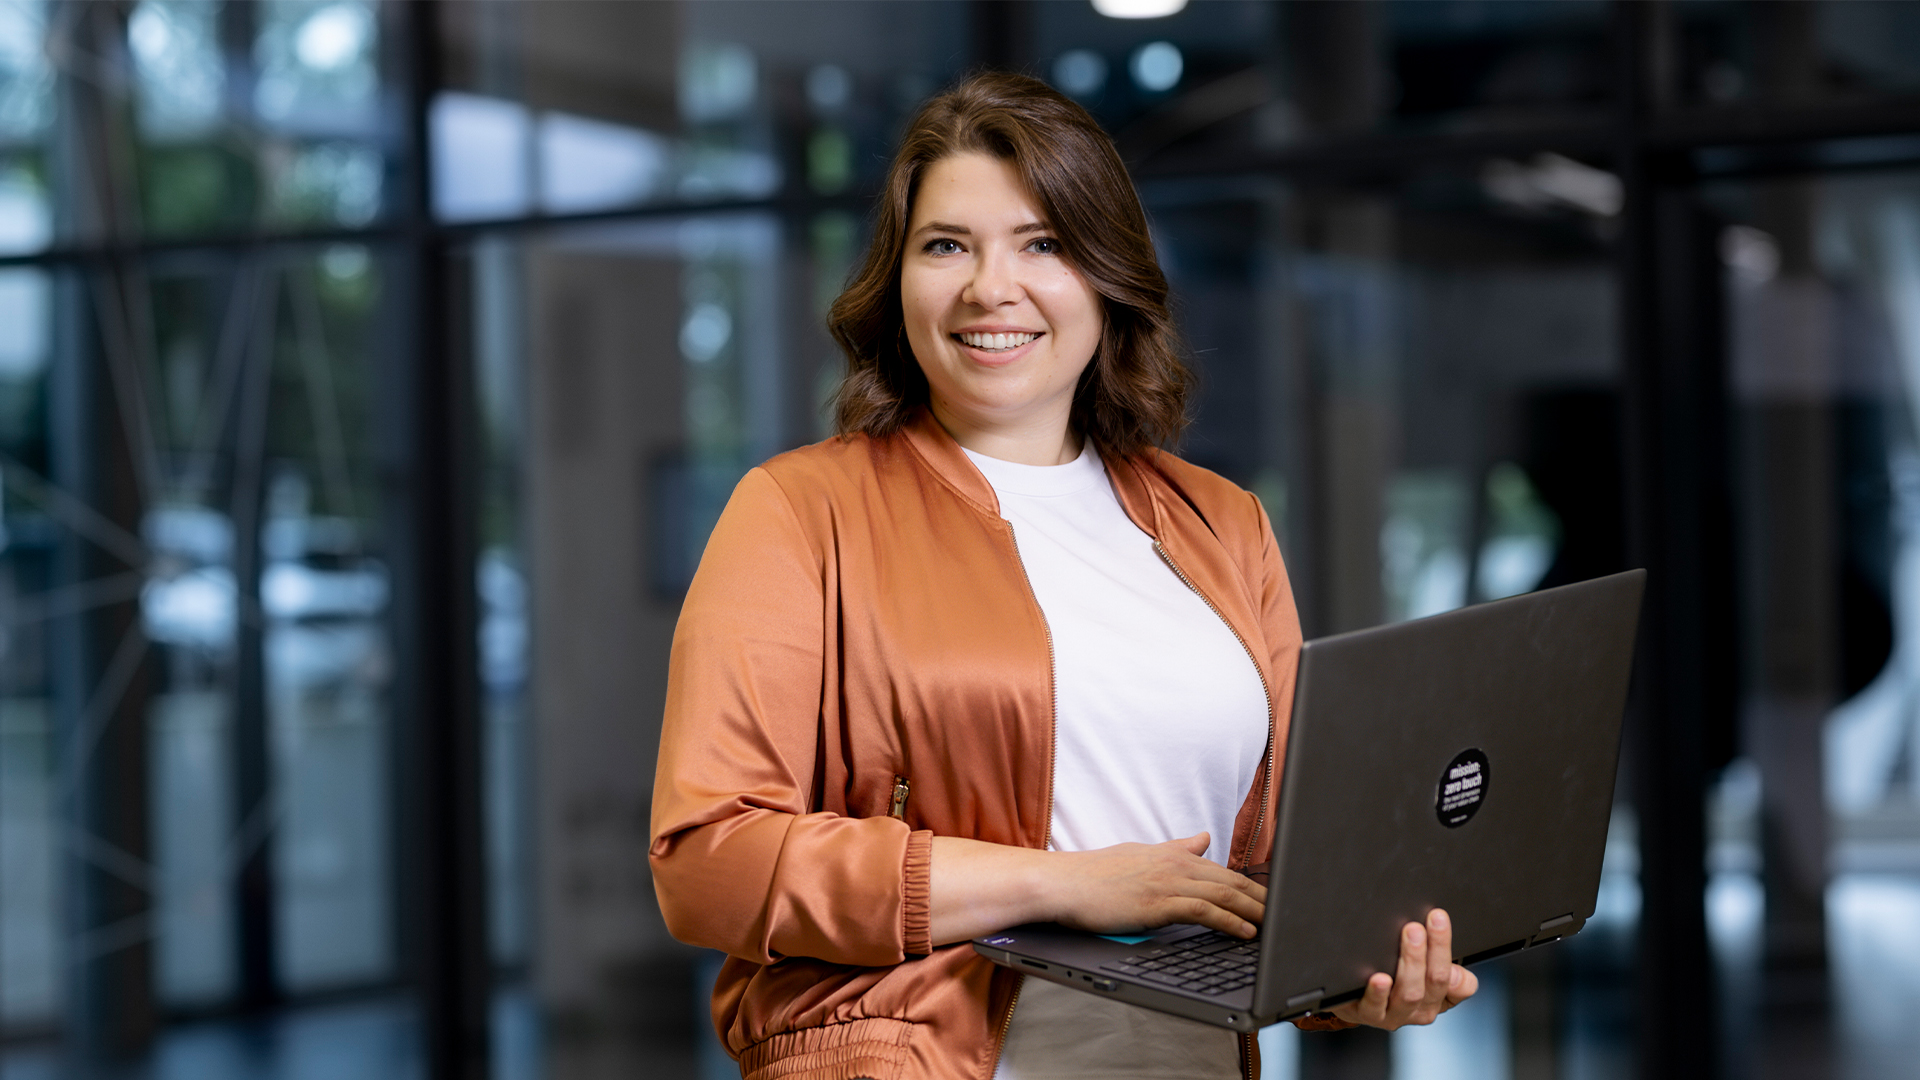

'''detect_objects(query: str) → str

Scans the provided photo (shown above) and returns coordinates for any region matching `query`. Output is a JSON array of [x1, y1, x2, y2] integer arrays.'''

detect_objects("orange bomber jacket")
[[649, 409, 1336, 1080]]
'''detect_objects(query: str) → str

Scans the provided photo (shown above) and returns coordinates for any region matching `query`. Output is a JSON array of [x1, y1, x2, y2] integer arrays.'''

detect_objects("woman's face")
[[899, 153, 1104, 458]]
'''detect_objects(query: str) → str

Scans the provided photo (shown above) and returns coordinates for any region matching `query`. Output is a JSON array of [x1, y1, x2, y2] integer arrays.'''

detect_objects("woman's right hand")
[[928, 832, 1266, 947], [1045, 833, 1266, 939]]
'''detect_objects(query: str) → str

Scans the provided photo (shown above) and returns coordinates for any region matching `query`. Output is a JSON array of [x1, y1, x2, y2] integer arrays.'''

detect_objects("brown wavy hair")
[[828, 71, 1192, 459]]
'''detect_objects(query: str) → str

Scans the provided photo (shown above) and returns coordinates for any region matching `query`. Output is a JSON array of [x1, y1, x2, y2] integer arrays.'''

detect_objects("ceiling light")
[[1131, 41, 1183, 93], [1053, 50, 1108, 97], [1093, 0, 1188, 18]]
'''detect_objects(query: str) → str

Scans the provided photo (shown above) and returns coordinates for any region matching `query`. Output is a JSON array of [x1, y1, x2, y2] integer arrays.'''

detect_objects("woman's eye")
[[1027, 238, 1063, 255], [924, 238, 962, 255]]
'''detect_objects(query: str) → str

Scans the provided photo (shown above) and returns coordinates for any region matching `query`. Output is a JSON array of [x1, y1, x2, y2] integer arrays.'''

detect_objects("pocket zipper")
[[889, 775, 912, 820]]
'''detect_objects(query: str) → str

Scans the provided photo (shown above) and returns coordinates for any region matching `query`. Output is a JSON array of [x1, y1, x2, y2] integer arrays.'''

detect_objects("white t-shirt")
[[963, 444, 1270, 1080]]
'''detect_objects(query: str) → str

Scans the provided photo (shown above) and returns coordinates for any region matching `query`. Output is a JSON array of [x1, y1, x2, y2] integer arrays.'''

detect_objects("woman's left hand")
[[1328, 908, 1477, 1030]]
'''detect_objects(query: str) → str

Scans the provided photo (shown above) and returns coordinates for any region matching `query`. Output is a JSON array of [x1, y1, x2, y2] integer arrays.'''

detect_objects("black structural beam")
[[230, 245, 279, 1013], [394, 3, 491, 1080], [971, 0, 1034, 75], [1613, 3, 1724, 1079], [53, 1, 158, 1060]]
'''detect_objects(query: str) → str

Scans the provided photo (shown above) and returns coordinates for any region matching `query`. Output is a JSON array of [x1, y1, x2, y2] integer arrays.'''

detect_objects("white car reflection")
[[141, 508, 392, 692]]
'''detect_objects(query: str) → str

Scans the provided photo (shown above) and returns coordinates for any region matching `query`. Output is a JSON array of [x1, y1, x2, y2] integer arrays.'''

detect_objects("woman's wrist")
[[927, 837, 1065, 944]]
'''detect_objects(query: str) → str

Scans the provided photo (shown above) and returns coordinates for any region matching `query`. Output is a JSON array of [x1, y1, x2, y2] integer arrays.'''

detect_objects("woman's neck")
[[929, 400, 1083, 466]]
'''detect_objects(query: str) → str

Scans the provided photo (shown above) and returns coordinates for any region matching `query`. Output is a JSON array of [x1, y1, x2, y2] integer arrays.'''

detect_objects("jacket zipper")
[[989, 522, 1057, 1078], [888, 775, 911, 820], [1152, 539, 1276, 872], [991, 976, 1024, 1079]]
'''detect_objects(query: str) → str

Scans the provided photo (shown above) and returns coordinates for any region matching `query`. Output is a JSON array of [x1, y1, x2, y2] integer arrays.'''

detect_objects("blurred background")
[[1, 1, 1918, 1078]]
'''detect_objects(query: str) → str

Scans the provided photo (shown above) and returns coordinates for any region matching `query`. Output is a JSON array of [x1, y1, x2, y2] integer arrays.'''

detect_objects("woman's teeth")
[[957, 331, 1039, 351]]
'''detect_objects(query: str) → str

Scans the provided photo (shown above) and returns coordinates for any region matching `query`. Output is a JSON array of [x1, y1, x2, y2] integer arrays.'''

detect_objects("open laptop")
[[972, 569, 1645, 1032]]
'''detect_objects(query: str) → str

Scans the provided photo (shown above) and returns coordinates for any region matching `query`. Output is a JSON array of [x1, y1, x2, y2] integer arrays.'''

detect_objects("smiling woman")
[[648, 71, 1473, 1080], [899, 153, 1106, 464], [827, 73, 1191, 465]]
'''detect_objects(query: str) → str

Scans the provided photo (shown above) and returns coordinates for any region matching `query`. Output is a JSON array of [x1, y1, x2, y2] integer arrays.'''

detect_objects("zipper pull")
[[889, 775, 912, 821]]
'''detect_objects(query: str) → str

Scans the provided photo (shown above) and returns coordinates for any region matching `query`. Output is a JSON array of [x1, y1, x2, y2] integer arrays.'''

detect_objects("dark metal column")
[[1613, 4, 1730, 1078], [230, 252, 279, 1012], [971, 0, 1034, 75], [394, 3, 491, 1079], [51, 268, 159, 1062], [49, 0, 157, 1060], [215, 0, 276, 1014]]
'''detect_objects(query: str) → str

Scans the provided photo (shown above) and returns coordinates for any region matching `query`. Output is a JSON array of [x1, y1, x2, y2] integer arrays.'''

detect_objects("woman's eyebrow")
[[911, 220, 1052, 236]]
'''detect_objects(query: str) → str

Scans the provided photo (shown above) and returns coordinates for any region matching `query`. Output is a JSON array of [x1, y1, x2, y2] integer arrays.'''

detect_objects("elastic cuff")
[[1292, 1012, 1357, 1032], [901, 829, 934, 956]]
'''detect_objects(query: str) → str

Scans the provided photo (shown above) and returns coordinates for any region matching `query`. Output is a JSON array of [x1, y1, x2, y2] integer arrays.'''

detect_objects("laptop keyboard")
[[1099, 932, 1259, 996]]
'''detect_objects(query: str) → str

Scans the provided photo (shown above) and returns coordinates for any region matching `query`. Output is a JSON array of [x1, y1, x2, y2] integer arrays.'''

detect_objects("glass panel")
[[1674, 0, 1920, 108], [0, 0, 51, 256], [429, 91, 532, 222], [253, 0, 381, 125], [141, 265, 241, 1009], [1704, 168, 1920, 1077], [1143, 171, 1616, 637], [0, 0, 52, 141], [0, 263, 58, 1032], [133, 246, 396, 1003], [113, 0, 393, 239], [127, 0, 227, 141], [260, 245, 394, 993], [433, 0, 972, 217]]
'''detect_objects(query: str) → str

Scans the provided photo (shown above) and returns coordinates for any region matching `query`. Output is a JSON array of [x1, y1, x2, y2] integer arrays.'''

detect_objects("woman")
[[650, 71, 1477, 1080]]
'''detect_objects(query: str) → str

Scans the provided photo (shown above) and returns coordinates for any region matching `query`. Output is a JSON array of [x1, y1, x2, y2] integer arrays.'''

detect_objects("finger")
[[1423, 909, 1453, 1007], [1205, 879, 1266, 929], [1171, 832, 1211, 856], [1327, 972, 1390, 1026], [1393, 920, 1429, 1013], [1446, 964, 1478, 1005], [1166, 894, 1257, 939], [1358, 971, 1393, 1025]]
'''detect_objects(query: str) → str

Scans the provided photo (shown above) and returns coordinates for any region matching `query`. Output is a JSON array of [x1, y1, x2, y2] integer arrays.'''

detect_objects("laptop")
[[972, 569, 1645, 1032]]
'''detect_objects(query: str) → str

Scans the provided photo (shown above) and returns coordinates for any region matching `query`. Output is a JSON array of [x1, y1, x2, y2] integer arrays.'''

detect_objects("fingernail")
[[1407, 924, 1424, 946], [1431, 910, 1449, 931]]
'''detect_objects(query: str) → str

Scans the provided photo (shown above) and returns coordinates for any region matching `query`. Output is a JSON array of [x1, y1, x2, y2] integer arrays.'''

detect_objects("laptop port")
[[1016, 958, 1049, 971]]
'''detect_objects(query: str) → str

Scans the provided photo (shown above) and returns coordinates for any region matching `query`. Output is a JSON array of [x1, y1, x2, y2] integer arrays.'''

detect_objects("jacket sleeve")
[[648, 466, 935, 967]]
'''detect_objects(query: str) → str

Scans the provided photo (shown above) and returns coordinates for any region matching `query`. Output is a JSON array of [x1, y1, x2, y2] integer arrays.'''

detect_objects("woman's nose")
[[962, 250, 1023, 308]]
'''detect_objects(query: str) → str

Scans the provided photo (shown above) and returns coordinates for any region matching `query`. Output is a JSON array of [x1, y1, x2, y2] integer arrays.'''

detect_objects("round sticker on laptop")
[[1436, 748, 1490, 828]]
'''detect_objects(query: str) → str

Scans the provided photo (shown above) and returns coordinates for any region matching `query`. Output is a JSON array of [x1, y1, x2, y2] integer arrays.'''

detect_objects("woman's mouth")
[[954, 331, 1041, 352]]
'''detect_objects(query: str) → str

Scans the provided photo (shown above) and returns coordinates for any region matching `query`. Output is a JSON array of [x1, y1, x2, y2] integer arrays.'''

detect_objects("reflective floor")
[[5, 859, 1919, 1080]]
